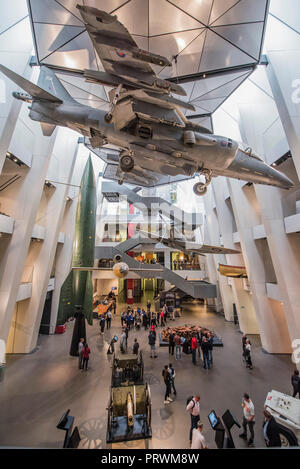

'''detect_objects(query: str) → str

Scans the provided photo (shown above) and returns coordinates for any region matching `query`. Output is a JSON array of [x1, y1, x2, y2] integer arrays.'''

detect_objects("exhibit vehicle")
[[0, 4, 294, 195], [264, 390, 300, 447], [111, 352, 144, 387], [107, 353, 151, 444]]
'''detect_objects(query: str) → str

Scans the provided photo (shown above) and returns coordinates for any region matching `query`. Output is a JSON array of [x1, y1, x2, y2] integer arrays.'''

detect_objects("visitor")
[[244, 339, 253, 369], [151, 312, 157, 327], [133, 338, 139, 355], [263, 410, 281, 447], [106, 310, 112, 329], [82, 343, 91, 371], [168, 363, 176, 395], [186, 395, 201, 445], [239, 393, 255, 447], [107, 336, 117, 355], [174, 333, 182, 360], [291, 369, 300, 398], [78, 338, 85, 370], [162, 365, 173, 404], [147, 300, 151, 312], [191, 421, 208, 450], [113, 300, 116, 315], [191, 334, 198, 366], [168, 304, 174, 321], [142, 310, 148, 331], [201, 337, 211, 369], [124, 323, 129, 348], [207, 332, 213, 364], [173, 259, 177, 270], [197, 328, 203, 359], [169, 331, 175, 355], [99, 315, 105, 334], [120, 330, 127, 353], [121, 311, 126, 327], [148, 329, 157, 358], [160, 310, 165, 327]]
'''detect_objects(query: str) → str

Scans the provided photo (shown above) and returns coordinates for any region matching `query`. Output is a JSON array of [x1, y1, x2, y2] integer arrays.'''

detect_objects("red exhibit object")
[[56, 324, 66, 334]]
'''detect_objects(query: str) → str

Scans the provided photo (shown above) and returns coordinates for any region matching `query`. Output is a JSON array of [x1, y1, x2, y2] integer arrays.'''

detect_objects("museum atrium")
[[0, 0, 299, 451]]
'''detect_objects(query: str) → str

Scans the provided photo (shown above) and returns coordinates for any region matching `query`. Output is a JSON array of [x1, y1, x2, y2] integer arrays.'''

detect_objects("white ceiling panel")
[[212, 0, 268, 26], [209, 0, 241, 25], [26, 0, 269, 116], [168, 0, 214, 26], [0, 0, 28, 34], [199, 30, 254, 72], [211, 23, 264, 60]]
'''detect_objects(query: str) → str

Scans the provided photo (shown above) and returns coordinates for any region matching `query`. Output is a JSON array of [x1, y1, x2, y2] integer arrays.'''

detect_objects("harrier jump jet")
[[0, 4, 294, 195]]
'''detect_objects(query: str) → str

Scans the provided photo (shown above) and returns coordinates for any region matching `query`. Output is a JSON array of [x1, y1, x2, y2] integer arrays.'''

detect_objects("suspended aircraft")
[[0, 4, 294, 195]]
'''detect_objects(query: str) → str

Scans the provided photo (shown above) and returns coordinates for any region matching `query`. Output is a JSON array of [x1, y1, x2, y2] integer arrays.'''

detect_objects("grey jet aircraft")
[[0, 4, 294, 195]]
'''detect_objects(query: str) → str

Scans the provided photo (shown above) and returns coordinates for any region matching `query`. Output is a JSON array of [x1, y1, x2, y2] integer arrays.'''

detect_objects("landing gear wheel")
[[104, 113, 112, 123], [120, 153, 134, 172], [193, 182, 208, 196]]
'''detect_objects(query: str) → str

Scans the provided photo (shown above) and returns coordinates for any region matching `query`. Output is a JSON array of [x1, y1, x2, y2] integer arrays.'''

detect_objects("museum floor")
[[0, 299, 296, 449]]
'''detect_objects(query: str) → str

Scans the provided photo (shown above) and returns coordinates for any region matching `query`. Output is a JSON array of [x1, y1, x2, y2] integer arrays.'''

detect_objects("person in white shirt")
[[78, 338, 85, 370], [239, 393, 255, 447], [186, 395, 201, 444], [191, 421, 208, 449]]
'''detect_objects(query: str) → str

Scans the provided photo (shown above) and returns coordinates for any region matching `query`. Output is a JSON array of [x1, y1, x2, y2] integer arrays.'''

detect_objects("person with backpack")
[[169, 332, 175, 355], [82, 343, 91, 371], [148, 329, 157, 358], [162, 365, 173, 404], [133, 338, 139, 355], [186, 395, 201, 445]]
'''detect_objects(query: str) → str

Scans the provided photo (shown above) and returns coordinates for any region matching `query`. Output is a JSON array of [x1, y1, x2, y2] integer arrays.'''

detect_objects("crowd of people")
[[75, 291, 300, 449]]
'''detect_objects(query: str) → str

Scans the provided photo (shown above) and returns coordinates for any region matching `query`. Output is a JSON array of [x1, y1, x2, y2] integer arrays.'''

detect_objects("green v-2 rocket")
[[56, 156, 96, 356]]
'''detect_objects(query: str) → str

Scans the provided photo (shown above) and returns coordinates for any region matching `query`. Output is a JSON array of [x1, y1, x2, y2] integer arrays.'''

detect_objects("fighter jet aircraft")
[[137, 223, 240, 257], [0, 4, 294, 195]]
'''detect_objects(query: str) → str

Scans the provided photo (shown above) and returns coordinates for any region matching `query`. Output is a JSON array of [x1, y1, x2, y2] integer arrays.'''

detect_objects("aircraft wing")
[[77, 6, 158, 81], [102, 161, 194, 188], [162, 238, 240, 255]]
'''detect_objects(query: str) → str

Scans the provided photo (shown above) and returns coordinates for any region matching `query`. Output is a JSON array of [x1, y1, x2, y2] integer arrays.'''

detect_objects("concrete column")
[[203, 185, 234, 318], [228, 178, 291, 351], [255, 185, 300, 355], [211, 177, 257, 328], [0, 127, 57, 351], [8, 129, 79, 352]]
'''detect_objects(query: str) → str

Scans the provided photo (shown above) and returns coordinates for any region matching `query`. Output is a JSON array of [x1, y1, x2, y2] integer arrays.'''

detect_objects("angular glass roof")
[[27, 0, 269, 115]]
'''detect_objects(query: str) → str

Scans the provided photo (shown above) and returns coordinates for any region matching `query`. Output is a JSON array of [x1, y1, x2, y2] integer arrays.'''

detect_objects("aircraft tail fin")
[[0, 64, 63, 103], [38, 67, 76, 104]]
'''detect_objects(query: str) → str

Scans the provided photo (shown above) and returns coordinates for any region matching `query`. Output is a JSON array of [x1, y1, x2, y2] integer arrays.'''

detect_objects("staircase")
[[101, 181, 202, 229], [95, 236, 216, 299]]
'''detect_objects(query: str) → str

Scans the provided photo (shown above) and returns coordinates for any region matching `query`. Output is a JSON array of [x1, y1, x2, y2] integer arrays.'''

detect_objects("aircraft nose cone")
[[270, 167, 294, 189]]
